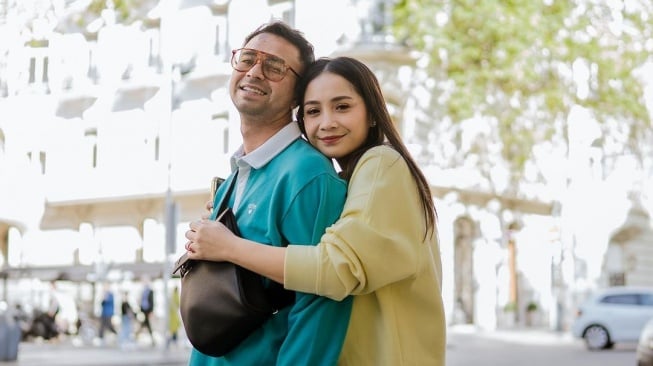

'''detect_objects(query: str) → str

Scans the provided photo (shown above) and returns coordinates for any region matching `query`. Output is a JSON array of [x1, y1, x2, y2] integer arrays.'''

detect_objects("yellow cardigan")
[[285, 145, 446, 366]]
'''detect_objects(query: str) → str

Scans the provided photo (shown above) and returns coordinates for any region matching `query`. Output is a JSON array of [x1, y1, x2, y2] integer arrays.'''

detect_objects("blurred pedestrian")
[[119, 291, 135, 349], [166, 286, 181, 348], [136, 277, 154, 345], [12, 303, 30, 340], [98, 283, 117, 344], [45, 281, 61, 340]]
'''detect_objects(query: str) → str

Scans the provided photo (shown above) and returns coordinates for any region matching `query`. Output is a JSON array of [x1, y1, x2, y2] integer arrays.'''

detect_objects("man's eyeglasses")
[[231, 48, 300, 82]]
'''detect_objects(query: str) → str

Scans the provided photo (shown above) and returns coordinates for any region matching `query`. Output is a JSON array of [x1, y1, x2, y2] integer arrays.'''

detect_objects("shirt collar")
[[230, 122, 302, 170]]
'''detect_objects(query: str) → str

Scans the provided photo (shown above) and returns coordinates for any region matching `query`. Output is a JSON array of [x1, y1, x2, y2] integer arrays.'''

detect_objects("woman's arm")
[[185, 219, 286, 284], [186, 146, 424, 300], [285, 146, 427, 299]]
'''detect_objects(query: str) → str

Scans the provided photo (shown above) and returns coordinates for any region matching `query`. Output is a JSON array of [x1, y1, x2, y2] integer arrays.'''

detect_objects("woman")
[[186, 56, 446, 365]]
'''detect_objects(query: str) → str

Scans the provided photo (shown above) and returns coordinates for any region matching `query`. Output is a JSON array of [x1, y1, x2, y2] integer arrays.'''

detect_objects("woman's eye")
[[305, 108, 320, 115], [335, 104, 350, 111]]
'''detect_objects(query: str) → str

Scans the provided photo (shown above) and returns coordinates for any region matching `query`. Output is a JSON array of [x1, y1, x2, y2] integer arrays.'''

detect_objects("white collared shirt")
[[229, 122, 302, 211]]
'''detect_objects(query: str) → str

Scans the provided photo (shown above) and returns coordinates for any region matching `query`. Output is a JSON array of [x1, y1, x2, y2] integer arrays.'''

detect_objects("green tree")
[[394, 0, 652, 194], [54, 0, 158, 35]]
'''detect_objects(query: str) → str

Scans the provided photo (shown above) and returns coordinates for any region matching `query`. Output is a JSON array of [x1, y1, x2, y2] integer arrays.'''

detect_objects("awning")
[[111, 84, 159, 112], [173, 71, 230, 108], [430, 185, 554, 216], [55, 95, 98, 119], [39, 189, 210, 230], [0, 261, 173, 282]]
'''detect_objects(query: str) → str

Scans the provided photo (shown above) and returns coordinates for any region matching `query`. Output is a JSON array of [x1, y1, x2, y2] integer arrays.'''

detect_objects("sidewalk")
[[0, 340, 191, 366], [448, 324, 575, 345], [2, 325, 575, 365]]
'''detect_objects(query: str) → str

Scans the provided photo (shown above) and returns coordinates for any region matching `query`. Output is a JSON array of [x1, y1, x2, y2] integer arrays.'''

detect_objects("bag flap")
[[172, 252, 190, 275]]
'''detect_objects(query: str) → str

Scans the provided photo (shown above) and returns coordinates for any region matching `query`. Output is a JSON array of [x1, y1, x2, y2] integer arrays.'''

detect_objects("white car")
[[571, 286, 653, 350]]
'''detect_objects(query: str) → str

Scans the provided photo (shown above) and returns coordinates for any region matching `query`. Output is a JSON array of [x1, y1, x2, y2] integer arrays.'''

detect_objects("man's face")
[[229, 33, 302, 123]]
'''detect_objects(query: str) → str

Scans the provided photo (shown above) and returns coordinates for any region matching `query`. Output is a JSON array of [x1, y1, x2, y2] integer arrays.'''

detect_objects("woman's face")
[[302, 72, 370, 161]]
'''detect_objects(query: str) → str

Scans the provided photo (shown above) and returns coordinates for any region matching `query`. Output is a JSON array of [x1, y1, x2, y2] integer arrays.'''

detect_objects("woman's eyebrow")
[[304, 95, 353, 106]]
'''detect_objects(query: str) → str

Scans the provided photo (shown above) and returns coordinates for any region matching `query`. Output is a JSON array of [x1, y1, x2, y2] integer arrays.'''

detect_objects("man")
[[185, 21, 352, 365], [136, 278, 154, 344], [98, 283, 117, 344]]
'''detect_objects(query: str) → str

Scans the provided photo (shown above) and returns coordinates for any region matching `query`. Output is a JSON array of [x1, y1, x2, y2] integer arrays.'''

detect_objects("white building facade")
[[1, 0, 650, 333]]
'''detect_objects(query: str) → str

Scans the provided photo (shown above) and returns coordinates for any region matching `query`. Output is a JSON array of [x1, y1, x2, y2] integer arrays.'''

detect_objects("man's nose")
[[246, 59, 265, 79]]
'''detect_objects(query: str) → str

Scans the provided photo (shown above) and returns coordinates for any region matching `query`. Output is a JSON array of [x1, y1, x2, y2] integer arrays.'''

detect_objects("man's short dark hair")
[[243, 20, 315, 75]]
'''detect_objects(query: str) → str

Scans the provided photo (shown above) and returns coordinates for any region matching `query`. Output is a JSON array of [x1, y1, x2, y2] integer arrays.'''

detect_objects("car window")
[[600, 294, 639, 305], [640, 293, 653, 306]]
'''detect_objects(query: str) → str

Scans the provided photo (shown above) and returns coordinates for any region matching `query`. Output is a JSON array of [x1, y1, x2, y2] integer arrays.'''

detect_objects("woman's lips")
[[319, 135, 343, 144]]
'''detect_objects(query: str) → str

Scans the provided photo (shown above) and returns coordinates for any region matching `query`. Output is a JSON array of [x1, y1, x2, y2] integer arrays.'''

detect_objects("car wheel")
[[583, 324, 611, 350]]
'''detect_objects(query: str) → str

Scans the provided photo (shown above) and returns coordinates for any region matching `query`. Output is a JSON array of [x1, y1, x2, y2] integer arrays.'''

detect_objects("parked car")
[[571, 286, 653, 350], [638, 317, 653, 366]]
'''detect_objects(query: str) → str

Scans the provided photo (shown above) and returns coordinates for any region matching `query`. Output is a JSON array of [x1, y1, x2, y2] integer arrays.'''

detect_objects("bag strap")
[[172, 172, 238, 276], [214, 171, 238, 217], [208, 171, 295, 309]]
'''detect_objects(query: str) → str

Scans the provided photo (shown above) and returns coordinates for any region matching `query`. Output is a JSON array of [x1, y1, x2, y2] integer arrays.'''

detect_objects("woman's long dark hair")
[[296, 57, 437, 238]]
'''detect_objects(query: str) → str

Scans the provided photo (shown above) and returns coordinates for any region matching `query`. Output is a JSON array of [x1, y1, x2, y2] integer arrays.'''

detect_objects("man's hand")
[[202, 200, 213, 219]]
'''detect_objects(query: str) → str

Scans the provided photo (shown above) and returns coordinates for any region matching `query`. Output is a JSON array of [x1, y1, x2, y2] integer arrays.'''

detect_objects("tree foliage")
[[393, 0, 653, 192], [55, 0, 158, 34]]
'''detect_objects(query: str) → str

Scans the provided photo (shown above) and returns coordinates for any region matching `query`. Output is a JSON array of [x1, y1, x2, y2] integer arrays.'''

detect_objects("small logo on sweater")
[[246, 203, 256, 215]]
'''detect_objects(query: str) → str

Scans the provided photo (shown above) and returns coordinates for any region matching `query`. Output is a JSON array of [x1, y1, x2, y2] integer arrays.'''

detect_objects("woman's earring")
[[370, 121, 377, 127]]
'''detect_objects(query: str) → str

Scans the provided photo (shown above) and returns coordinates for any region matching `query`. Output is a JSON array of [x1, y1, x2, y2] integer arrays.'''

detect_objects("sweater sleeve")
[[284, 146, 428, 301], [277, 173, 353, 366]]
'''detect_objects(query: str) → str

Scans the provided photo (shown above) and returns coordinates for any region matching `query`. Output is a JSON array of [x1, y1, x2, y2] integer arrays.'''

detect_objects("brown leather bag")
[[172, 175, 293, 357]]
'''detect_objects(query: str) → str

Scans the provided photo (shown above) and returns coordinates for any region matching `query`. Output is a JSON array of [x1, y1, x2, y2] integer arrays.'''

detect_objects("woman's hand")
[[185, 216, 287, 284], [184, 219, 238, 261]]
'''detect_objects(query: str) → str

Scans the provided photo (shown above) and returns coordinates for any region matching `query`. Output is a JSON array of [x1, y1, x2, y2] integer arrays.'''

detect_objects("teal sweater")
[[189, 124, 352, 366]]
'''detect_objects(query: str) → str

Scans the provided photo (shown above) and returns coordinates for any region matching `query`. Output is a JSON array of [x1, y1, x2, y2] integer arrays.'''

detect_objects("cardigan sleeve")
[[277, 171, 352, 366], [284, 146, 428, 301]]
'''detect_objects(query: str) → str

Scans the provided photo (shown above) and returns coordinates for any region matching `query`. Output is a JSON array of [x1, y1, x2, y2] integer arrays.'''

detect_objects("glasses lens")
[[231, 49, 289, 82], [232, 49, 256, 72], [262, 57, 287, 82]]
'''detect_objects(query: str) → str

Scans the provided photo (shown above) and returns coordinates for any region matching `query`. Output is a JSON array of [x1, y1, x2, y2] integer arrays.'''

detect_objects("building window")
[[269, 0, 294, 25], [154, 136, 160, 161], [84, 128, 98, 168], [0, 128, 5, 153], [355, 0, 395, 43], [211, 114, 229, 154], [29, 54, 49, 85], [222, 127, 229, 154], [27, 151, 47, 174], [214, 16, 229, 61], [608, 272, 625, 286]]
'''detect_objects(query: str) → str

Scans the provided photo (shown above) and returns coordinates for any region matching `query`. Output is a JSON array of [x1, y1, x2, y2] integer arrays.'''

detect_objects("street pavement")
[[447, 324, 637, 366], [448, 323, 576, 345], [0, 325, 595, 366], [0, 339, 191, 366]]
